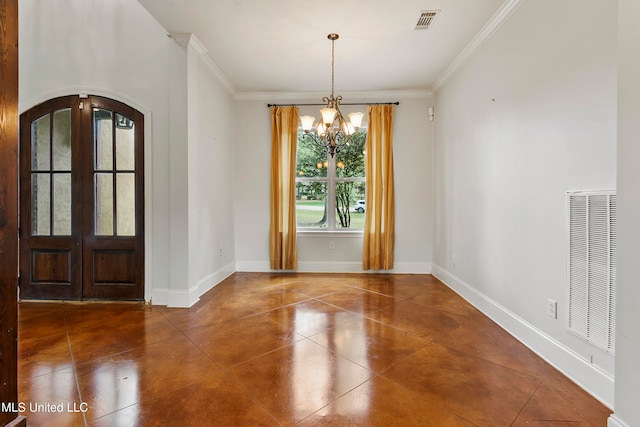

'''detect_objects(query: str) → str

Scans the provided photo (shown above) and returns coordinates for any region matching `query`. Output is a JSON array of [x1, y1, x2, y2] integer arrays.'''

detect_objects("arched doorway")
[[19, 95, 144, 301]]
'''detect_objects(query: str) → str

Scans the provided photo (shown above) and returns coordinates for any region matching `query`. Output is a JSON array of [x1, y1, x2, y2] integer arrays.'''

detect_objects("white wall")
[[19, 0, 235, 307], [433, 0, 617, 406], [610, 1, 640, 426], [188, 40, 236, 303], [233, 95, 433, 273]]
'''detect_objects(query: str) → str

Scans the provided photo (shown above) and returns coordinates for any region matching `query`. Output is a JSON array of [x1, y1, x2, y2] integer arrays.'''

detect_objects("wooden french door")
[[19, 95, 144, 301]]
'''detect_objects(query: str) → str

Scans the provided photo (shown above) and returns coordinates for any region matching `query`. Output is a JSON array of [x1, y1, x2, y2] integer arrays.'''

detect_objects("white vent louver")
[[415, 10, 440, 30], [568, 191, 616, 354]]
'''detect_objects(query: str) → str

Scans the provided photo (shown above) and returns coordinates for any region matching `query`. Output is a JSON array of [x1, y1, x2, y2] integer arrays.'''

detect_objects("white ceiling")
[[137, 0, 511, 94]]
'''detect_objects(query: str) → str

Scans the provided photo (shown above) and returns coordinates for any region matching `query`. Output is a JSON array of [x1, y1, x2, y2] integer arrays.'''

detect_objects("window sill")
[[297, 230, 364, 238]]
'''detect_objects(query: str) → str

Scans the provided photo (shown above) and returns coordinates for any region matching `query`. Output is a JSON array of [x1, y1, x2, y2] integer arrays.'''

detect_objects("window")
[[295, 131, 366, 231]]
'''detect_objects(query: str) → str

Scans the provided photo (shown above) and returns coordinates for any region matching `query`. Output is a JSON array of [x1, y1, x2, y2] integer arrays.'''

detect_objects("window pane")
[[116, 173, 135, 236], [94, 109, 113, 170], [32, 173, 51, 235], [95, 173, 114, 236], [296, 182, 327, 228], [53, 173, 72, 235], [336, 181, 366, 229], [335, 132, 366, 179], [32, 114, 51, 171], [115, 113, 135, 171], [296, 133, 328, 178], [53, 109, 72, 171]]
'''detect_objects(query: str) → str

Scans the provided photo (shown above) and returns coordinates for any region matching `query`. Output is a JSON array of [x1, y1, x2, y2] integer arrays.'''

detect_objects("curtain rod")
[[267, 102, 399, 107]]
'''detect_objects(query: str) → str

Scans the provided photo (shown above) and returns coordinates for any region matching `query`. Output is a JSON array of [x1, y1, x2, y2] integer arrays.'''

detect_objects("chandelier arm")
[[301, 129, 354, 158]]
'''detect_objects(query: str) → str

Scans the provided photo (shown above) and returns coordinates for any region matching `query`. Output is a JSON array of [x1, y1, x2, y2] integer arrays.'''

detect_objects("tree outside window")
[[295, 131, 366, 230]]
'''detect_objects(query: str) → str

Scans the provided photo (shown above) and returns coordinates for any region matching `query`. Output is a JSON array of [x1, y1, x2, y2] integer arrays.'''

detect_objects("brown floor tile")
[[18, 367, 86, 427], [533, 362, 613, 425], [317, 287, 395, 316], [308, 317, 428, 373], [512, 382, 603, 427], [89, 371, 279, 427], [76, 334, 220, 420], [229, 338, 372, 424], [18, 306, 67, 337], [299, 375, 476, 426], [436, 311, 552, 376], [19, 332, 73, 376], [285, 275, 355, 298], [67, 310, 186, 364], [381, 342, 540, 426], [265, 299, 364, 337], [187, 313, 305, 368], [373, 299, 466, 341], [347, 275, 424, 300], [404, 282, 479, 318], [163, 284, 310, 333]]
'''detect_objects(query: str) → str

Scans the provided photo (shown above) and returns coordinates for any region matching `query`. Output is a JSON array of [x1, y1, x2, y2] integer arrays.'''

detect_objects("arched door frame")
[[20, 88, 154, 303]]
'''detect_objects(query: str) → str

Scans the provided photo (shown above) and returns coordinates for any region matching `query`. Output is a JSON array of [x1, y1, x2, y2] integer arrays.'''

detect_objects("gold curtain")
[[270, 106, 299, 270], [363, 105, 395, 270]]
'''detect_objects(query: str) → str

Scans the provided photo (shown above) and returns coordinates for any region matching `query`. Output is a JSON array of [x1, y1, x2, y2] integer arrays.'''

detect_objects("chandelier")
[[299, 33, 364, 158]]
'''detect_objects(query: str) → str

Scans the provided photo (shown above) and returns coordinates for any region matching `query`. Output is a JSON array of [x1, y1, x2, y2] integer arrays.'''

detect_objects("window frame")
[[295, 129, 366, 233]]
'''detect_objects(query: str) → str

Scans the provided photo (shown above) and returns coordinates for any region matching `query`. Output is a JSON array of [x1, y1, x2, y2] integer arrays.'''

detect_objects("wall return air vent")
[[415, 10, 440, 30], [567, 190, 616, 354]]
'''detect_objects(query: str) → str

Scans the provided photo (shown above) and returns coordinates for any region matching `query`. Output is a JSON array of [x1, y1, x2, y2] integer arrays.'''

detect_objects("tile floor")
[[18, 273, 611, 426]]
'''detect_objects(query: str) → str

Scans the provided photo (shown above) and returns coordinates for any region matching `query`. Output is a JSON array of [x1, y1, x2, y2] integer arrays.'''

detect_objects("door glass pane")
[[95, 173, 114, 236], [53, 173, 72, 235], [53, 109, 72, 171], [94, 109, 113, 170], [116, 173, 135, 236], [32, 173, 51, 235], [115, 113, 135, 171], [31, 114, 51, 171]]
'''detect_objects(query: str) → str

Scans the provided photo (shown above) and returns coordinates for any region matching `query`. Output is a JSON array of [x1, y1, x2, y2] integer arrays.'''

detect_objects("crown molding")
[[234, 89, 433, 102], [168, 32, 237, 96], [432, 0, 526, 91], [169, 32, 194, 48]]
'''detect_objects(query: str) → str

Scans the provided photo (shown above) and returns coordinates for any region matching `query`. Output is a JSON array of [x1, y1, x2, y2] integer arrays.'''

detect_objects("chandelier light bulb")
[[320, 107, 337, 126], [300, 115, 315, 132], [348, 112, 364, 129]]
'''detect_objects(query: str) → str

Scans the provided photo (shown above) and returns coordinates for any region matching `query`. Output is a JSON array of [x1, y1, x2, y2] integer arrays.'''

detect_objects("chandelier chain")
[[331, 37, 335, 98]]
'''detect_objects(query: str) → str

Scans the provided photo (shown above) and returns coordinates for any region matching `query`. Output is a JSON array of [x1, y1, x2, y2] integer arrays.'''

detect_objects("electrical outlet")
[[547, 299, 557, 319], [329, 241, 335, 250]]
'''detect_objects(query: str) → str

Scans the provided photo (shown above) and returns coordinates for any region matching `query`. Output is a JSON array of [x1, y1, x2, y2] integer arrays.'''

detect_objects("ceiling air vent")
[[415, 10, 439, 30]]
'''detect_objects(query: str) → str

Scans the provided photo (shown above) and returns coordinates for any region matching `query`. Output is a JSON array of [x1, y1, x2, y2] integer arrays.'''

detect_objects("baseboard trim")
[[149, 287, 169, 306], [196, 262, 235, 298], [150, 262, 235, 308], [431, 263, 614, 409], [608, 415, 630, 427], [235, 260, 432, 274]]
